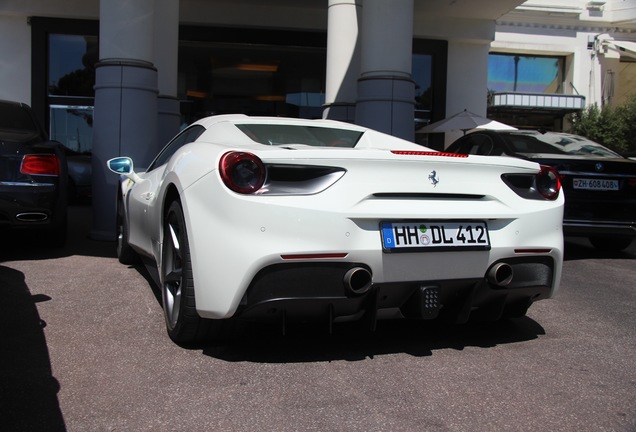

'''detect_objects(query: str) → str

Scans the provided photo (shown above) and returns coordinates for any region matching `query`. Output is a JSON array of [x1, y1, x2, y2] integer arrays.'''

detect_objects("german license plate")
[[572, 178, 619, 191], [381, 221, 491, 252]]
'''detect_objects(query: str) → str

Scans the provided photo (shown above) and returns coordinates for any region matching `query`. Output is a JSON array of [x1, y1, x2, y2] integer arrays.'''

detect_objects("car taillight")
[[536, 165, 561, 200], [502, 165, 561, 201], [219, 151, 266, 194], [20, 154, 60, 176]]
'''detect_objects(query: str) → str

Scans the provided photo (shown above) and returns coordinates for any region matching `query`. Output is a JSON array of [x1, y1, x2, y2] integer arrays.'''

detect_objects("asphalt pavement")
[[1, 204, 635, 431]]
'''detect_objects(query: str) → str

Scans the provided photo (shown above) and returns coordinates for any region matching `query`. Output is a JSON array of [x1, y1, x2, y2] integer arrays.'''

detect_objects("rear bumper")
[[0, 182, 62, 228], [233, 256, 555, 326], [563, 219, 636, 238]]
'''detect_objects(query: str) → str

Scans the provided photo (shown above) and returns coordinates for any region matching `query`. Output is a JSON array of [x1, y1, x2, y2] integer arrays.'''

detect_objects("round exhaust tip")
[[488, 262, 514, 287], [343, 267, 372, 296], [16, 212, 49, 222]]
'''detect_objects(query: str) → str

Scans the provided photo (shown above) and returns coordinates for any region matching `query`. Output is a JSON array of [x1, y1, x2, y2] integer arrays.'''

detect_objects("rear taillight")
[[536, 165, 561, 200], [219, 151, 266, 194], [20, 154, 60, 176], [502, 165, 561, 201]]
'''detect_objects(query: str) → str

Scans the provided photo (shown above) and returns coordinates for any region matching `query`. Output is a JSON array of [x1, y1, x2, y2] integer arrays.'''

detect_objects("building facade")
[[490, 0, 636, 130], [3, 0, 635, 238]]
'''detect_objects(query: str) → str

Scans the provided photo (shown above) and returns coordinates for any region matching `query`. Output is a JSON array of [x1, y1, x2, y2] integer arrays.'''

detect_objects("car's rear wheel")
[[116, 197, 138, 264], [589, 236, 633, 252], [161, 200, 216, 344]]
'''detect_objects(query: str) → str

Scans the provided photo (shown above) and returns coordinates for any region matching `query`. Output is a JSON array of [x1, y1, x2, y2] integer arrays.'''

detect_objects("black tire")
[[589, 236, 633, 252], [161, 200, 213, 344], [46, 178, 68, 248], [67, 178, 77, 205], [45, 211, 68, 248], [116, 197, 138, 264]]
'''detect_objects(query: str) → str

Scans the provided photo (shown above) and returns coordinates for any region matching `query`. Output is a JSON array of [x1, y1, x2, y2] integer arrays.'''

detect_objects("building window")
[[488, 53, 565, 94], [47, 34, 98, 154], [413, 54, 433, 129], [413, 39, 447, 149], [178, 39, 327, 123], [31, 17, 98, 154], [48, 34, 98, 98]]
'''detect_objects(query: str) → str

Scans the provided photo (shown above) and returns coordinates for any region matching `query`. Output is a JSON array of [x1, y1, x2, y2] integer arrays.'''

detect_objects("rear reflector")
[[20, 154, 60, 176], [391, 150, 468, 158], [515, 249, 552, 254], [281, 253, 348, 260]]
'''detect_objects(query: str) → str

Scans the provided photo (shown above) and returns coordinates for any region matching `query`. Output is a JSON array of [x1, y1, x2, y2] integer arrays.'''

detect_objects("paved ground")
[[1, 205, 635, 431]]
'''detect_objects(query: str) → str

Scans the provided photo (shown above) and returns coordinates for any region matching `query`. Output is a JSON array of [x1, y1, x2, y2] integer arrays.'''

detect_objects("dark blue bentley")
[[0, 100, 68, 247]]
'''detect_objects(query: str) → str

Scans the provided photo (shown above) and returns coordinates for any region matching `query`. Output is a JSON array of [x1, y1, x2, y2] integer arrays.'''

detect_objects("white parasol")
[[418, 109, 517, 134]]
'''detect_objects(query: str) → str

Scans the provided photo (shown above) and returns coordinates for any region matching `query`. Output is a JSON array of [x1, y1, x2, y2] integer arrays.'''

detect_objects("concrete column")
[[599, 52, 620, 107], [444, 40, 490, 147], [323, 0, 361, 122], [155, 0, 181, 148], [355, 0, 415, 141], [92, 0, 158, 241]]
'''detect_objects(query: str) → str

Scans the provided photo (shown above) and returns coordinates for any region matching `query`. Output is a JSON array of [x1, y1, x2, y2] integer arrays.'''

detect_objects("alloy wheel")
[[163, 217, 183, 329]]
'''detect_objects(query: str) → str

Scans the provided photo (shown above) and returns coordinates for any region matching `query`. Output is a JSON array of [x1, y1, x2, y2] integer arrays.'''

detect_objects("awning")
[[488, 92, 585, 113], [609, 40, 636, 60]]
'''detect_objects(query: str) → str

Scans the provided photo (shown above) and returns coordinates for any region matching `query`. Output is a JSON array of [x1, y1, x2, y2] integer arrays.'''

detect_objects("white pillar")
[[323, 0, 361, 122], [355, 0, 415, 141], [155, 0, 181, 148], [92, 0, 158, 240], [444, 40, 490, 147], [599, 52, 620, 107]]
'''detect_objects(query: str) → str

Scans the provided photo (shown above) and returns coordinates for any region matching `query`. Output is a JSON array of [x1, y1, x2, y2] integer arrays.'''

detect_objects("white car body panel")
[[113, 115, 564, 326]]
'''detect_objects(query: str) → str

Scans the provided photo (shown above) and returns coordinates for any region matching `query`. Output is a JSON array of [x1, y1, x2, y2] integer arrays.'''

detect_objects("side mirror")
[[107, 157, 133, 174], [107, 157, 141, 183]]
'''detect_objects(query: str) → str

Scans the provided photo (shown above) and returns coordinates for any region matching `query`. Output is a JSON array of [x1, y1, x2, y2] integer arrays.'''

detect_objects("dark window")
[[48, 34, 98, 97], [177, 27, 328, 123], [236, 124, 363, 147], [502, 133, 616, 157], [452, 134, 495, 155], [31, 17, 98, 154], [0, 102, 37, 132], [148, 125, 205, 171], [413, 39, 447, 150]]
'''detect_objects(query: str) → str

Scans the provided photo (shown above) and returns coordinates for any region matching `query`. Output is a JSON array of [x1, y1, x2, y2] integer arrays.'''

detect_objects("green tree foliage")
[[571, 96, 636, 154]]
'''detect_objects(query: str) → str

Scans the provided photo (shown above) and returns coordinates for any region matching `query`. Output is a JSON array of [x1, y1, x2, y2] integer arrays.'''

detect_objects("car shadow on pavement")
[[202, 316, 546, 363], [0, 265, 67, 431], [564, 238, 636, 261]]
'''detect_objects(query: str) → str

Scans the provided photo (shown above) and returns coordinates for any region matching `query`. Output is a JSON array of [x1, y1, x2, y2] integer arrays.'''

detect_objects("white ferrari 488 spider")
[[107, 114, 564, 344]]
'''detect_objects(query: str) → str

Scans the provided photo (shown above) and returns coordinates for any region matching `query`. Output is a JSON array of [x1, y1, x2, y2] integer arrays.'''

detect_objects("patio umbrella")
[[418, 109, 517, 134]]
